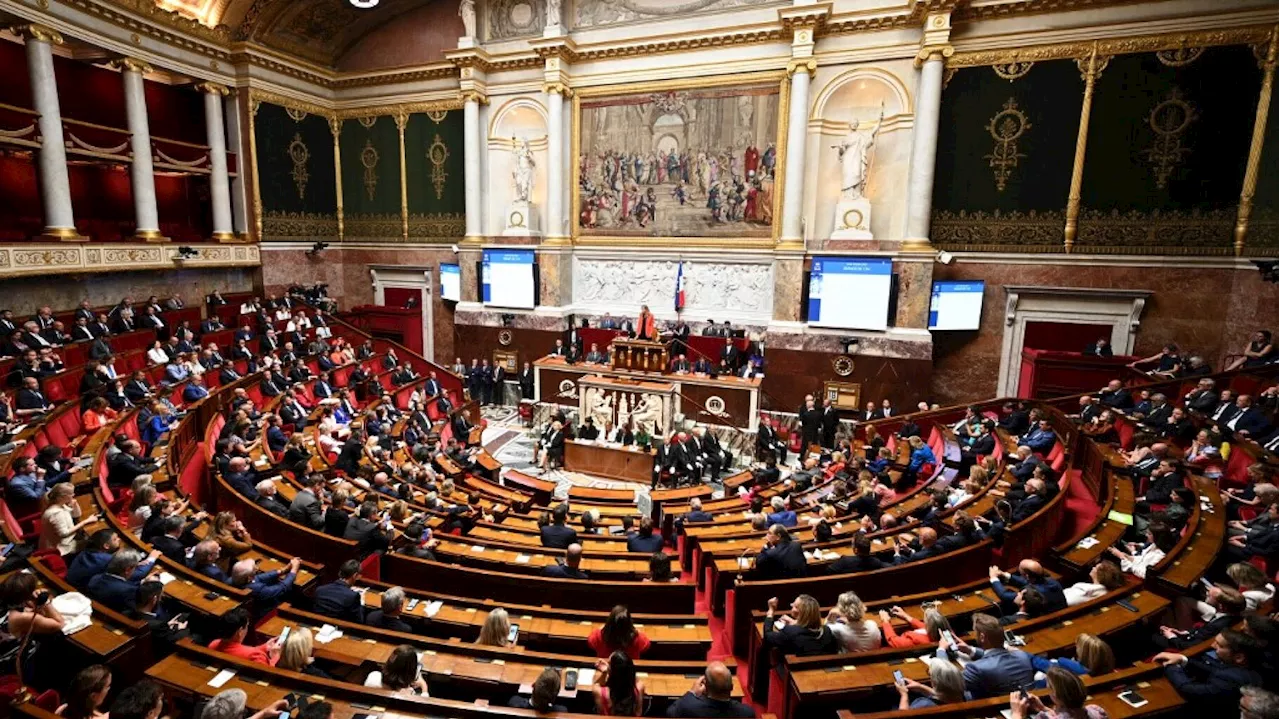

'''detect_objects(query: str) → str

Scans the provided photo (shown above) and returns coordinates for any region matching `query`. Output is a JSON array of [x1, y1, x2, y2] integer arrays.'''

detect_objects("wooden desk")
[[564, 439, 654, 484]]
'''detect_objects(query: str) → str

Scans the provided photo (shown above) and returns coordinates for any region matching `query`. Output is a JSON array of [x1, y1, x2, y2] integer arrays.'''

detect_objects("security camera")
[[936, 250, 954, 265], [450, 243, 460, 254], [1253, 260, 1278, 284]]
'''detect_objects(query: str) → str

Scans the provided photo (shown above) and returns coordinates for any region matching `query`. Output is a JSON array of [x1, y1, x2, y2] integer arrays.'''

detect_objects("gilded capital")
[[460, 89, 489, 105], [194, 81, 231, 96], [787, 58, 817, 78], [9, 23, 64, 45], [913, 44, 954, 69], [111, 57, 153, 74], [543, 82, 574, 98], [328, 116, 343, 138]]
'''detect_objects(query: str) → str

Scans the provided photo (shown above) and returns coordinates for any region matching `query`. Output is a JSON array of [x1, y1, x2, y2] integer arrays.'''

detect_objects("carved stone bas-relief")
[[572, 0, 777, 29], [486, 0, 546, 40], [573, 258, 773, 320]]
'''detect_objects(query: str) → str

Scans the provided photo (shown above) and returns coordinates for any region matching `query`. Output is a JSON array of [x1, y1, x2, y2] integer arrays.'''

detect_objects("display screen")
[[807, 257, 892, 331], [440, 263, 461, 302], [481, 250, 535, 309], [928, 281, 985, 330]]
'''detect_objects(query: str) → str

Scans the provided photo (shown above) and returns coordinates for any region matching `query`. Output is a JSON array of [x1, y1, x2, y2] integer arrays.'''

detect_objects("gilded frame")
[[570, 70, 788, 248]]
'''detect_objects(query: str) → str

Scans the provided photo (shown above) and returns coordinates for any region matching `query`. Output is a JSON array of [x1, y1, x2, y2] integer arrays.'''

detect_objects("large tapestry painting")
[[254, 100, 338, 240], [576, 82, 780, 239]]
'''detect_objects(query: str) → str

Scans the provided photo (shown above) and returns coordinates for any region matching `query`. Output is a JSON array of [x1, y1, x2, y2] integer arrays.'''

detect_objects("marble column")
[[197, 83, 235, 241], [463, 92, 483, 241], [902, 50, 947, 250], [223, 93, 250, 237], [115, 59, 165, 241], [545, 86, 566, 241], [17, 25, 82, 241], [779, 60, 814, 246]]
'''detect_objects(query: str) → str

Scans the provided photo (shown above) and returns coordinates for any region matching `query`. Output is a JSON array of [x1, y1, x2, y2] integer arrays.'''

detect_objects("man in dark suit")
[[519, 362, 535, 399], [1158, 630, 1264, 713], [1153, 586, 1245, 650], [1098, 380, 1134, 410], [540, 504, 579, 549], [222, 456, 260, 499], [820, 397, 839, 448], [682, 498, 714, 525], [152, 515, 201, 563], [391, 362, 416, 386], [1084, 338, 1113, 357], [90, 314, 112, 338], [797, 395, 822, 450], [756, 421, 786, 464], [1184, 378, 1219, 415], [129, 580, 190, 656], [85, 548, 161, 614], [989, 560, 1067, 614], [1221, 394, 1272, 439], [753, 525, 806, 580], [344, 501, 392, 555], [365, 587, 413, 632], [72, 300, 94, 324], [1010, 479, 1048, 523], [422, 371, 442, 398], [827, 532, 886, 574], [666, 662, 755, 718], [13, 377, 50, 417], [718, 338, 740, 372], [541, 544, 589, 579], [66, 530, 130, 590], [70, 317, 96, 343], [892, 527, 941, 564], [107, 440, 159, 486], [312, 559, 365, 623], [860, 401, 882, 422]]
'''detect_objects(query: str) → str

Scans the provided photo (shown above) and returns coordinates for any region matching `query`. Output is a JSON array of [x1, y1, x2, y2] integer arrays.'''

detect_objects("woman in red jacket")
[[588, 605, 651, 659]]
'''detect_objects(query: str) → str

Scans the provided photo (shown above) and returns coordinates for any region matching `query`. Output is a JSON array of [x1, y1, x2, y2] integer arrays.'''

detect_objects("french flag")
[[675, 261, 686, 311]]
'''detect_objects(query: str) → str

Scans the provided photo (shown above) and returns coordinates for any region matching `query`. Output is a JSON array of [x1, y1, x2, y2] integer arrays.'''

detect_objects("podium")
[[610, 338, 668, 373]]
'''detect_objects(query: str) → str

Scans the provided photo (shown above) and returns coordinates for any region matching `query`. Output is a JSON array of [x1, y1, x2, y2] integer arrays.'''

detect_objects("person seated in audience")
[[1227, 329, 1278, 370], [1156, 630, 1264, 713], [1018, 418, 1057, 455], [66, 529, 127, 589], [764, 495, 798, 528], [14, 376, 51, 418], [1, 572, 65, 682], [344, 501, 393, 555], [1062, 560, 1127, 606], [877, 606, 951, 648], [209, 607, 280, 666], [999, 585, 1048, 625], [210, 511, 253, 560], [943, 612, 1036, 698], [1219, 394, 1273, 440], [313, 559, 365, 622], [990, 560, 1067, 613], [1239, 687, 1280, 719], [85, 548, 160, 613], [1225, 501, 1278, 563], [475, 607, 515, 647], [754, 524, 806, 579], [57, 664, 112, 719], [40, 482, 100, 556], [826, 591, 881, 653], [756, 421, 786, 464], [593, 650, 644, 716], [827, 531, 886, 574], [1217, 561, 1275, 611], [540, 503, 579, 549], [626, 517, 664, 553], [763, 594, 837, 656], [666, 660, 753, 718], [1008, 666, 1108, 719], [276, 627, 331, 678], [1130, 342, 1183, 377], [508, 667, 569, 713], [230, 556, 301, 614], [364, 644, 430, 696], [220, 456, 260, 500], [189, 540, 229, 582], [1156, 583, 1247, 650], [896, 660, 969, 710], [140, 401, 176, 446], [648, 551, 677, 582], [151, 514, 201, 564], [892, 527, 941, 564], [579, 416, 601, 440], [1107, 521, 1177, 578], [589, 605, 651, 659], [542, 543, 589, 579]]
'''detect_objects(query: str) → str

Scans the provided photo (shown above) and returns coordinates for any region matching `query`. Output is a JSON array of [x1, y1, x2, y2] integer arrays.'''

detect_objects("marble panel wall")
[[0, 266, 257, 317], [930, 262, 1280, 405]]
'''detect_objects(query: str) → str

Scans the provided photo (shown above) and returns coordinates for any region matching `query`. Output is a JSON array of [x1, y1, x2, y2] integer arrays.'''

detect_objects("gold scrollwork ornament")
[[984, 98, 1030, 192], [1156, 47, 1204, 67], [288, 133, 310, 200], [1143, 89, 1196, 189], [426, 110, 448, 124], [992, 61, 1034, 81], [429, 134, 450, 200], [361, 140, 380, 201], [286, 107, 308, 123], [498, 330, 514, 346]]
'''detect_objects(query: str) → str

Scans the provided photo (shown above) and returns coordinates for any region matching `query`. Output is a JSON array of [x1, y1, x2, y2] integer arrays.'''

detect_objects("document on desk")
[[207, 669, 236, 688]]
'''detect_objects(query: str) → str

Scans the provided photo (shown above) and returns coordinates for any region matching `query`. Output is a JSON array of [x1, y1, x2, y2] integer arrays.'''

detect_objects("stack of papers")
[[157, 572, 177, 585], [207, 669, 236, 688], [1076, 537, 1100, 549], [576, 668, 596, 686], [424, 600, 444, 618], [315, 624, 343, 644]]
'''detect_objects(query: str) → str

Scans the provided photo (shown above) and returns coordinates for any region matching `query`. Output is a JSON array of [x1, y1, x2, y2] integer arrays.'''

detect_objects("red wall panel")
[[145, 81, 206, 145], [0, 40, 32, 109], [1022, 321, 1113, 353], [53, 56, 126, 129], [0, 154, 41, 240]]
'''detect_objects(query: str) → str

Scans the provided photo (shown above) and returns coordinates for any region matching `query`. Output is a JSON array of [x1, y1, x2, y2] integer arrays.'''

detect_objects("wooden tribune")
[[564, 439, 655, 484], [609, 337, 668, 372]]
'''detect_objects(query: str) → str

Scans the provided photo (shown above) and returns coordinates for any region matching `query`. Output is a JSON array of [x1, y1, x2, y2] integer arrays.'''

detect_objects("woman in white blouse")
[[1106, 524, 1177, 579], [39, 483, 99, 555], [364, 644, 429, 697], [1063, 560, 1127, 606], [827, 591, 882, 653], [146, 340, 169, 366]]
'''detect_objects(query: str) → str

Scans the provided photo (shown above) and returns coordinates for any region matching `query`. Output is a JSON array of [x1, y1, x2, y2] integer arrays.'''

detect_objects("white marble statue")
[[545, 0, 563, 30], [834, 108, 883, 201], [630, 393, 662, 430], [459, 0, 477, 38], [512, 138, 535, 202]]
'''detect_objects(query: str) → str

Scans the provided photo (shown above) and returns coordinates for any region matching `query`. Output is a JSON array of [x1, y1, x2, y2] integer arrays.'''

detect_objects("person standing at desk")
[[636, 305, 657, 341]]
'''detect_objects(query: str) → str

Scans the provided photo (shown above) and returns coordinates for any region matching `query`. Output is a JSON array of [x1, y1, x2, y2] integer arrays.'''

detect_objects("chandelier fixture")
[[349, 0, 379, 7]]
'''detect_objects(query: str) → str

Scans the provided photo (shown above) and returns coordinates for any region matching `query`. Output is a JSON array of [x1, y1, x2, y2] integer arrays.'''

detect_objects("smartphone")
[[507, 623, 520, 644], [892, 670, 905, 686], [0, 543, 13, 557], [283, 693, 299, 710], [1116, 599, 1140, 613], [406, 598, 420, 611], [171, 612, 190, 625], [941, 629, 956, 645], [279, 625, 291, 644], [1117, 690, 1148, 708], [1018, 685, 1030, 701], [1004, 630, 1025, 646], [203, 591, 220, 601], [563, 668, 579, 691], [1199, 577, 1215, 590]]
